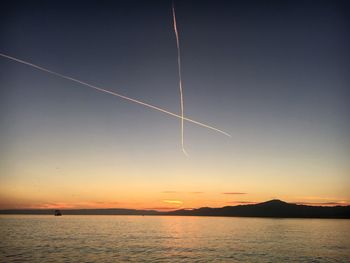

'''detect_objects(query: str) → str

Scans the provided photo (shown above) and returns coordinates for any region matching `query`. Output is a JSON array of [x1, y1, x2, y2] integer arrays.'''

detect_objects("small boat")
[[54, 209, 62, 216]]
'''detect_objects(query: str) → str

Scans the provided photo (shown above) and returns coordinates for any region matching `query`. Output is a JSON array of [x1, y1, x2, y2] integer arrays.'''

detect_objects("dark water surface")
[[1, 215, 349, 262]]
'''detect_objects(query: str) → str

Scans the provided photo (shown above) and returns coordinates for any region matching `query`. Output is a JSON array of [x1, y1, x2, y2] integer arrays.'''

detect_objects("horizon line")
[[2, 199, 350, 211]]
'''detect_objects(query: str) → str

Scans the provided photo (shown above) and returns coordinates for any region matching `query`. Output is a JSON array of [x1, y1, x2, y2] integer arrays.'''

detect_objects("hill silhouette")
[[166, 199, 350, 218], [1, 200, 349, 218]]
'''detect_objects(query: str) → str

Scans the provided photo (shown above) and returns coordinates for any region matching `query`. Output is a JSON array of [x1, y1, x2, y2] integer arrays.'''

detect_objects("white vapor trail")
[[172, 2, 188, 156], [0, 53, 231, 138]]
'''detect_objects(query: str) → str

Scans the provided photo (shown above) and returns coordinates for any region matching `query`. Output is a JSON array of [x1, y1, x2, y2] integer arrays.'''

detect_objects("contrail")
[[0, 53, 231, 137], [172, 2, 188, 156]]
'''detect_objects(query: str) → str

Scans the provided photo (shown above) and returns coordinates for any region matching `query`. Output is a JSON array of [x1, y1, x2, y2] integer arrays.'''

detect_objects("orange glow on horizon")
[[163, 200, 183, 204], [1, 196, 349, 211]]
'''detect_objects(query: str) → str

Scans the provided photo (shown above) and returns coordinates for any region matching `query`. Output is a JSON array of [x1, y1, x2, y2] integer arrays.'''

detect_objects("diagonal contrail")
[[172, 2, 188, 156], [0, 53, 231, 138]]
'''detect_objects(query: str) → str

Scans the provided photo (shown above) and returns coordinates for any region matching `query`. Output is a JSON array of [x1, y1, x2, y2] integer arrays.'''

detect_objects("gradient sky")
[[1, 0, 349, 210]]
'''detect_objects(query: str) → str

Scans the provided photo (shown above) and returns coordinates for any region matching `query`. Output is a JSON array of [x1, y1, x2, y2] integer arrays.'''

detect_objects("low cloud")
[[163, 200, 183, 205]]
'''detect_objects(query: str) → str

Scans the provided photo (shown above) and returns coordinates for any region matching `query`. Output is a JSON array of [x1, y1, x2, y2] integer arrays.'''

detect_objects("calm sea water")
[[0, 215, 349, 262]]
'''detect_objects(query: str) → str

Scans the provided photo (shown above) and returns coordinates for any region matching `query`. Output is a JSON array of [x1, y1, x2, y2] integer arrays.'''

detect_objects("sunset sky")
[[1, 0, 349, 210]]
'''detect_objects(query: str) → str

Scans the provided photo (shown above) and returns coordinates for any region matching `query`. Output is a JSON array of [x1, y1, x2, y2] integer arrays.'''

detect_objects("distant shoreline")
[[1, 200, 349, 219], [1, 214, 350, 220]]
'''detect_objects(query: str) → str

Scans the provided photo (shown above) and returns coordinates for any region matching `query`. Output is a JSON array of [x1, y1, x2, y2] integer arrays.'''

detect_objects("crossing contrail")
[[0, 53, 231, 138], [172, 2, 188, 156]]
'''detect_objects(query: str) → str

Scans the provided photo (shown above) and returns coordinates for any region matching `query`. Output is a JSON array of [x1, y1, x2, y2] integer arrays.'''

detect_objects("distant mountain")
[[166, 199, 350, 218], [1, 200, 349, 218]]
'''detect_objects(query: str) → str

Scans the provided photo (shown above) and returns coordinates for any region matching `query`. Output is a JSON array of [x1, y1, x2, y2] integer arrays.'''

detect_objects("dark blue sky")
[[0, 0, 349, 208]]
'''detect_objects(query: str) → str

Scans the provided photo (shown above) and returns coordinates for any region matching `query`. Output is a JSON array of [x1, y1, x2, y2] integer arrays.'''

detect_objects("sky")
[[0, 0, 349, 210]]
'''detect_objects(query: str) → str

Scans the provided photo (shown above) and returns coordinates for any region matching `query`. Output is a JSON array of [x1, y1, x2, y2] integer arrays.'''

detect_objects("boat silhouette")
[[54, 210, 62, 216]]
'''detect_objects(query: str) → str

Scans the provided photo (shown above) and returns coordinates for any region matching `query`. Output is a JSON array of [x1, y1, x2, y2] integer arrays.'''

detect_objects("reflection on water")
[[1, 215, 349, 262]]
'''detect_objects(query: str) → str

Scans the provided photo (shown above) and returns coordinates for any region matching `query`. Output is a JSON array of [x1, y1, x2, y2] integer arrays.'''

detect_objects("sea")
[[0, 215, 349, 262]]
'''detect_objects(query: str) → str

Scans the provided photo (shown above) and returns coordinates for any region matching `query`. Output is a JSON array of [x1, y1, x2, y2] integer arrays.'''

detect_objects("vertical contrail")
[[0, 52, 231, 138], [172, 2, 188, 156]]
